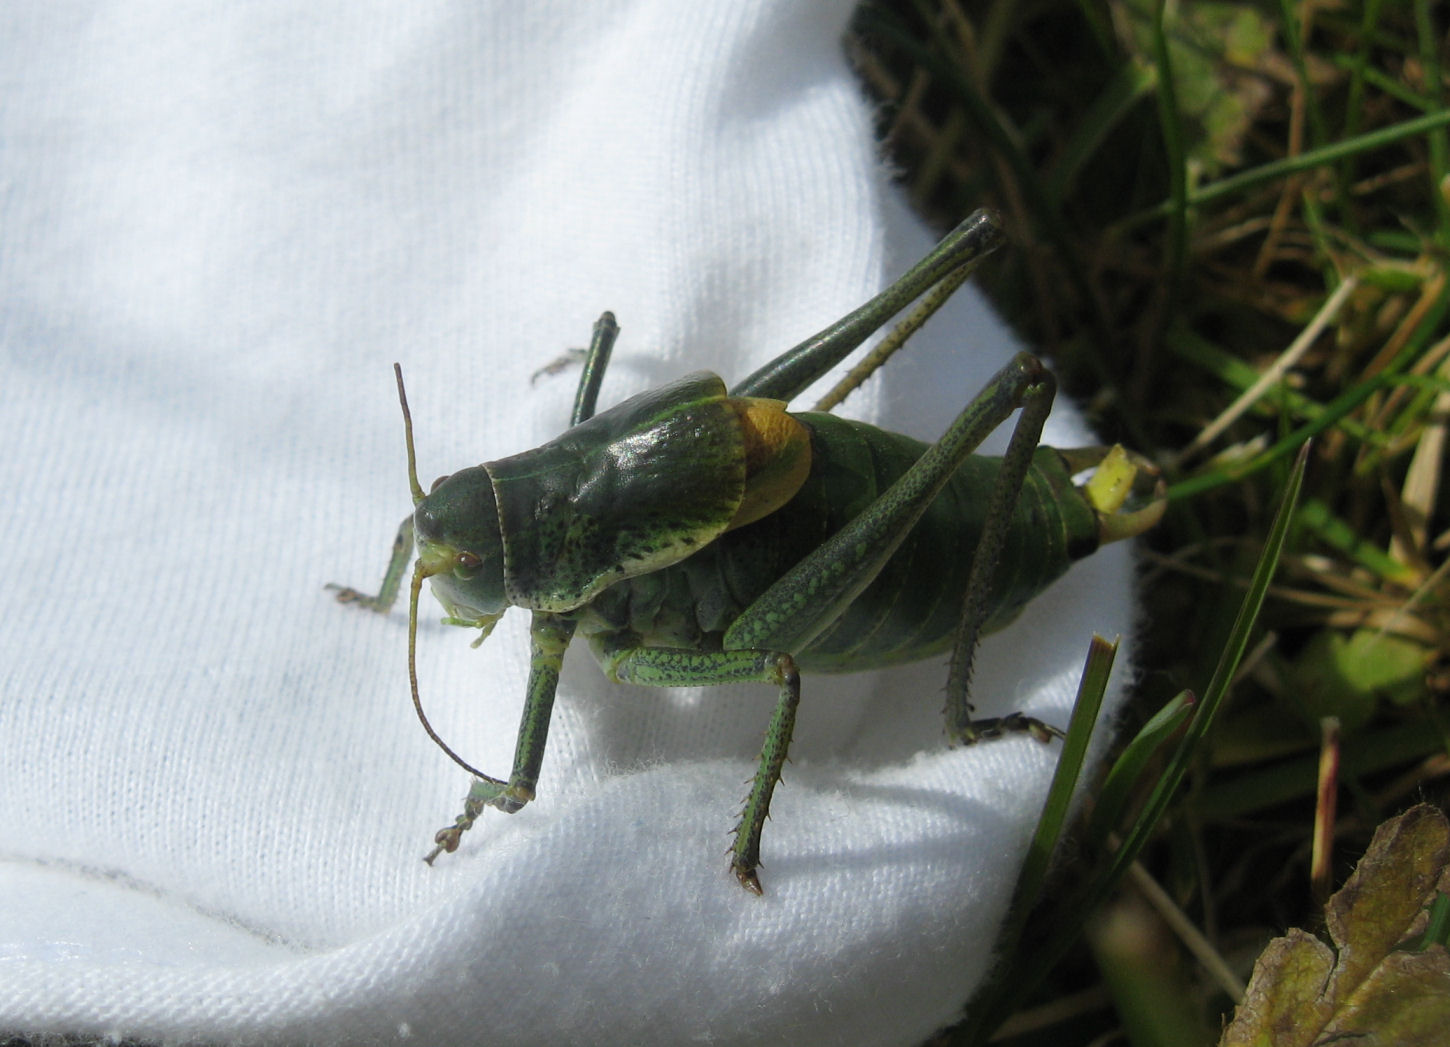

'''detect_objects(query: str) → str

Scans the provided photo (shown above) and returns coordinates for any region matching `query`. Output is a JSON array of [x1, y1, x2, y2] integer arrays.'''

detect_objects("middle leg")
[[593, 638, 800, 895]]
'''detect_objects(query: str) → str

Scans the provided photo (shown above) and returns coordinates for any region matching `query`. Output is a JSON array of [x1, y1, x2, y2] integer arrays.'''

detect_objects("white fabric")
[[0, 4, 1137, 1045]]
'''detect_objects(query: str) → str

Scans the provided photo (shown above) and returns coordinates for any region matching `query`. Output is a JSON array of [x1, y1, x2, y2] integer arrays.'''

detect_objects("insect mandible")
[[329, 210, 1165, 894]]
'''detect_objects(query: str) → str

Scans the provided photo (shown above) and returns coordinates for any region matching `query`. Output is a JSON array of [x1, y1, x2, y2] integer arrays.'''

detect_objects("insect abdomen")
[[588, 412, 1098, 671]]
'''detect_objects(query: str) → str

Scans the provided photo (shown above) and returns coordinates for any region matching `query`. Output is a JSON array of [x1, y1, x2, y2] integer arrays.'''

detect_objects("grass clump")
[[850, 1, 1450, 1043]]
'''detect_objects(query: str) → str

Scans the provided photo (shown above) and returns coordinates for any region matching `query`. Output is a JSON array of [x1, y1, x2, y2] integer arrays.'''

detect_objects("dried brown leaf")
[[1220, 804, 1450, 1046]]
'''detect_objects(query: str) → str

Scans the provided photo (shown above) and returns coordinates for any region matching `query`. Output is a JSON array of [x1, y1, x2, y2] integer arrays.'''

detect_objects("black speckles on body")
[[487, 372, 750, 611]]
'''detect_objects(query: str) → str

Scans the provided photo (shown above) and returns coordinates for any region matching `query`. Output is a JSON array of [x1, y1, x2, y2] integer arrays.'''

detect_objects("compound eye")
[[430, 474, 450, 493], [453, 551, 483, 580]]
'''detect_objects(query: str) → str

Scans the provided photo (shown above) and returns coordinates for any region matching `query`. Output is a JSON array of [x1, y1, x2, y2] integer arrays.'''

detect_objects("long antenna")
[[393, 366, 504, 785], [394, 363, 425, 506], [408, 560, 506, 784]]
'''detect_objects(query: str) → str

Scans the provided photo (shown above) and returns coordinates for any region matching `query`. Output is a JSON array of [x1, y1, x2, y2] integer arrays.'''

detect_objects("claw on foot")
[[951, 711, 1065, 746], [424, 825, 466, 865], [325, 582, 383, 609], [732, 861, 764, 895]]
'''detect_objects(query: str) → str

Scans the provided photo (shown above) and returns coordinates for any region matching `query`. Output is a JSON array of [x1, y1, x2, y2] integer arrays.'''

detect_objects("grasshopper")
[[331, 210, 1164, 893]]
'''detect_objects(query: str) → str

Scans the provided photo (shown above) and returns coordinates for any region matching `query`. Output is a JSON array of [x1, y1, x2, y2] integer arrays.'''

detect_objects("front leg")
[[327, 513, 414, 613], [427, 611, 577, 862], [594, 638, 800, 894]]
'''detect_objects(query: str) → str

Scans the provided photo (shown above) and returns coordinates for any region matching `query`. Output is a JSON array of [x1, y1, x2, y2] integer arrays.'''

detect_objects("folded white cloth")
[[0, 3, 1137, 1044]]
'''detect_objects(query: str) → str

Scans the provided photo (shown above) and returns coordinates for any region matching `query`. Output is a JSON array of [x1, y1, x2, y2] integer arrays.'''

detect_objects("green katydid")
[[330, 209, 1164, 893]]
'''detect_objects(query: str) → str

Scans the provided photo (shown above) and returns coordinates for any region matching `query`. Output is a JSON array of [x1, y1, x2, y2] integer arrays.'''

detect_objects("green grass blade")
[[1110, 444, 1311, 876], [1086, 689, 1196, 845], [954, 635, 1116, 1043], [1046, 62, 1158, 207], [1167, 375, 1388, 501], [1124, 108, 1450, 226], [1150, 0, 1189, 299], [1018, 635, 1118, 911]]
